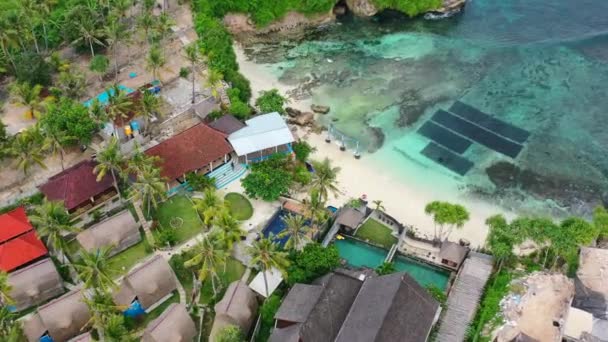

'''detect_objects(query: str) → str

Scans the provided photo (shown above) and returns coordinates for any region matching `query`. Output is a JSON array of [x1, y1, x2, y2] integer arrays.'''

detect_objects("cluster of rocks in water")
[[285, 105, 330, 127]]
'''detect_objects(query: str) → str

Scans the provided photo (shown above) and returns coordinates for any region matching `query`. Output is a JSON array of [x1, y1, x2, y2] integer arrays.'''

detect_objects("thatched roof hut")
[[76, 210, 141, 257], [8, 258, 64, 311], [210, 281, 258, 341], [142, 303, 197, 342]]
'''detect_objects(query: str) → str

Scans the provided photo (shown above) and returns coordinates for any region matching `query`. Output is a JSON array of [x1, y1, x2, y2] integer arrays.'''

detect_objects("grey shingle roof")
[[439, 241, 468, 265], [274, 284, 324, 323]]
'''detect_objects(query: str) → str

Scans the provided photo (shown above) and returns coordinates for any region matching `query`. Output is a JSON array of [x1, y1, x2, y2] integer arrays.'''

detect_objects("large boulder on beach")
[[346, 0, 378, 17], [287, 112, 315, 126], [285, 107, 301, 117], [311, 104, 330, 114]]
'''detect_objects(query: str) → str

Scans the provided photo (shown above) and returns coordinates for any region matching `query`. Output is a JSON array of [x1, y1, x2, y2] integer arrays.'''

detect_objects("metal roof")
[[228, 112, 295, 156]]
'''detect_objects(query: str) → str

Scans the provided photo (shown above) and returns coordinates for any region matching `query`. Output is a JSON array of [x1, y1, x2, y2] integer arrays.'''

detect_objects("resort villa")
[[270, 269, 440, 342], [142, 303, 197, 342], [210, 280, 259, 341], [113, 255, 178, 313], [75, 210, 141, 257], [8, 258, 65, 312], [228, 112, 295, 164], [0, 207, 48, 272], [39, 160, 118, 217]]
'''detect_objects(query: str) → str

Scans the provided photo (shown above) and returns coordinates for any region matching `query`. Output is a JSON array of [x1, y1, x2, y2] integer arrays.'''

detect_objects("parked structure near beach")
[[39, 160, 118, 216], [228, 112, 295, 164], [8, 258, 64, 311], [76, 210, 141, 257]]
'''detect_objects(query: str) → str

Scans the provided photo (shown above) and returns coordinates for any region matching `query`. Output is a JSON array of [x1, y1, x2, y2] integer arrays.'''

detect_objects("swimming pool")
[[83, 85, 135, 107], [262, 209, 304, 247], [393, 255, 450, 290], [334, 237, 450, 290]]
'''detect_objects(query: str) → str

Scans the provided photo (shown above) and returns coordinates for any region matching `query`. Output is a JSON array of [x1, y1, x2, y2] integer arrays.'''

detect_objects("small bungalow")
[[438, 241, 469, 270], [208, 114, 246, 135], [573, 247, 608, 320], [270, 269, 440, 342], [23, 288, 91, 342], [76, 210, 141, 257], [39, 160, 118, 216], [210, 281, 258, 341], [228, 112, 295, 164], [8, 258, 64, 311], [0, 207, 48, 272], [113, 255, 178, 313], [145, 123, 234, 189], [334, 207, 366, 233], [142, 303, 197, 342]]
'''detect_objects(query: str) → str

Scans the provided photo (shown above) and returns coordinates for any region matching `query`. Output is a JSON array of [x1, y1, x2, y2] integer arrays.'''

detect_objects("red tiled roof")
[[39, 160, 115, 211], [0, 207, 32, 243], [0, 208, 48, 272], [145, 123, 234, 180]]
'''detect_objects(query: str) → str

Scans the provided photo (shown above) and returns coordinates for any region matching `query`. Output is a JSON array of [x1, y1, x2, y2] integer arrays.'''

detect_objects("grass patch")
[[224, 193, 253, 221], [155, 195, 203, 244], [107, 237, 153, 274], [355, 219, 398, 249], [200, 257, 246, 305]]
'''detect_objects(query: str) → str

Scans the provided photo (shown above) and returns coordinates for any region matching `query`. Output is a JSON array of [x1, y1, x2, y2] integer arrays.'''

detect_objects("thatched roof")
[[113, 255, 177, 309], [210, 281, 258, 340], [76, 210, 140, 255], [8, 258, 64, 311], [23, 288, 91, 342], [142, 303, 197, 342], [439, 241, 468, 266], [335, 207, 365, 229]]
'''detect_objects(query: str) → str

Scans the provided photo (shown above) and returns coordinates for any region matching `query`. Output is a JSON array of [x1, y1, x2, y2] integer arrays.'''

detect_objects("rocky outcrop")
[[223, 11, 335, 38], [346, 0, 378, 17], [436, 0, 467, 13], [311, 104, 330, 114]]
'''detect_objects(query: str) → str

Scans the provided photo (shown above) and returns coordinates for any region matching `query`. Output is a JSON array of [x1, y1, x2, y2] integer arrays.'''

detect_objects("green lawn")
[[200, 257, 246, 304], [107, 237, 153, 273], [224, 193, 254, 221], [155, 195, 203, 244], [355, 219, 398, 249]]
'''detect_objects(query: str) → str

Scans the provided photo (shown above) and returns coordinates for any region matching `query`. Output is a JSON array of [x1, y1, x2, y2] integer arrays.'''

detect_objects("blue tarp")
[[39, 334, 54, 342], [123, 300, 145, 317]]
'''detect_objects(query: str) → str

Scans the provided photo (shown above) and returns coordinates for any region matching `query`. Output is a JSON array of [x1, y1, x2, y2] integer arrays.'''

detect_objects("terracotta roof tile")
[[0, 207, 33, 242], [145, 123, 233, 180], [39, 160, 114, 211], [0, 231, 48, 272]]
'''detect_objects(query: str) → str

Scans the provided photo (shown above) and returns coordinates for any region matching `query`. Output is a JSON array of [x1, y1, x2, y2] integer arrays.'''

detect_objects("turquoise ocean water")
[[243, 0, 608, 218]]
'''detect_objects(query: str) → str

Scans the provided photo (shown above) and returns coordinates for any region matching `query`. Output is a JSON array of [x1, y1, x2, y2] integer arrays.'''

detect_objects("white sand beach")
[[235, 43, 515, 247]]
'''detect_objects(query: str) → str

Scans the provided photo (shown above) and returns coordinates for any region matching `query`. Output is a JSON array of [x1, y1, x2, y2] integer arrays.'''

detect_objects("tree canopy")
[[241, 154, 293, 201], [255, 89, 287, 114], [40, 97, 98, 146], [424, 201, 470, 241], [286, 242, 340, 285]]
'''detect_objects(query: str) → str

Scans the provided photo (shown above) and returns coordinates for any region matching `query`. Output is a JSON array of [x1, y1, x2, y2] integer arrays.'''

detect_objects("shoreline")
[[235, 44, 515, 247]]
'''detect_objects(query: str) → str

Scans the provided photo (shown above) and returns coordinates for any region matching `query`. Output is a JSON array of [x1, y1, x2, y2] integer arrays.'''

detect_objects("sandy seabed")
[[235, 43, 515, 247]]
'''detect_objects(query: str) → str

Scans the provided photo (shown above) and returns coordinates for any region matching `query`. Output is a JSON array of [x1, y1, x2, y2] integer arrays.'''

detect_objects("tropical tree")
[[206, 69, 224, 99], [83, 290, 122, 341], [247, 238, 290, 297], [216, 325, 244, 342], [194, 188, 225, 229], [0, 307, 23, 340], [279, 213, 310, 251], [373, 200, 386, 212], [376, 261, 396, 275], [130, 163, 167, 217], [424, 201, 470, 241], [212, 210, 245, 252], [310, 158, 341, 201], [90, 55, 110, 81], [105, 313, 137, 342], [30, 199, 80, 264], [71, 13, 105, 58], [303, 189, 327, 233], [184, 236, 226, 296], [146, 45, 166, 83], [137, 12, 156, 48], [0, 271, 13, 306], [104, 17, 127, 81], [183, 43, 203, 104], [593, 206, 608, 240], [56, 67, 87, 99], [74, 246, 117, 292], [9, 126, 47, 175], [9, 82, 46, 119], [484, 214, 514, 274], [255, 89, 287, 114], [140, 90, 161, 134], [40, 97, 98, 147], [42, 127, 75, 171], [155, 11, 175, 51], [94, 137, 125, 201], [106, 84, 135, 135]]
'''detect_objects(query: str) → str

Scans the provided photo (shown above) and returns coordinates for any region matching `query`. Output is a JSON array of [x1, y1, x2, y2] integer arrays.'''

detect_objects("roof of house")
[[228, 112, 295, 156], [9, 258, 64, 310], [142, 303, 197, 342], [335, 207, 366, 229], [145, 123, 233, 180], [274, 284, 324, 323], [208, 114, 246, 135], [211, 281, 259, 339], [439, 241, 469, 264], [76, 211, 140, 252], [23, 288, 91, 342], [336, 272, 440, 342], [39, 160, 115, 211], [0, 230, 48, 272], [0, 206, 32, 242], [70, 332, 93, 342], [113, 255, 177, 309], [249, 267, 283, 297]]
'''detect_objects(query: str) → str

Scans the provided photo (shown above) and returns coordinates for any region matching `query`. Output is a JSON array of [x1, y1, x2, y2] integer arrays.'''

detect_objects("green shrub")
[[286, 243, 340, 285], [425, 284, 447, 308], [179, 67, 190, 78], [256, 293, 283, 342], [229, 100, 251, 120], [255, 89, 287, 114], [155, 226, 179, 247], [372, 0, 443, 17], [292, 141, 315, 163], [216, 325, 244, 342], [13, 52, 52, 86], [467, 270, 513, 341], [185, 172, 216, 191]]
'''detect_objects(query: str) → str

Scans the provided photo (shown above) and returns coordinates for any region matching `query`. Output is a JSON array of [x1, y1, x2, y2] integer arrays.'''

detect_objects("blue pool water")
[[393, 255, 450, 290], [262, 210, 291, 247], [84, 85, 135, 107]]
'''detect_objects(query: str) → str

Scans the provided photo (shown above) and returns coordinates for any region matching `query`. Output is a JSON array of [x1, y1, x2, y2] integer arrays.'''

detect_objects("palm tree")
[[372, 200, 385, 212], [9, 82, 45, 119], [184, 236, 226, 296], [18, 0, 42, 54], [193, 188, 224, 229], [205, 69, 224, 99], [303, 189, 327, 233], [278, 213, 310, 251], [0, 16, 19, 71], [94, 137, 125, 201], [42, 129, 75, 171], [247, 238, 290, 297], [213, 210, 245, 252], [74, 247, 117, 292], [130, 163, 167, 215], [0, 307, 22, 339], [105, 17, 126, 81], [311, 158, 341, 201], [72, 15, 105, 58], [146, 45, 166, 84], [140, 90, 161, 135], [106, 84, 135, 135], [30, 199, 80, 264], [183, 44, 203, 104], [83, 289, 121, 341], [137, 12, 155, 48], [57, 67, 87, 99], [155, 12, 175, 52], [0, 271, 13, 306], [9, 127, 47, 175]]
